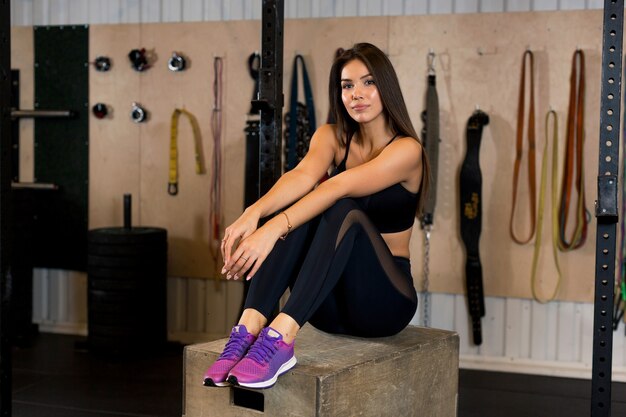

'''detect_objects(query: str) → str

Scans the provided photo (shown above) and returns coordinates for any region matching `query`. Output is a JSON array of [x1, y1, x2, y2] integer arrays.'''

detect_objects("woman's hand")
[[221, 208, 261, 266], [221, 218, 284, 281]]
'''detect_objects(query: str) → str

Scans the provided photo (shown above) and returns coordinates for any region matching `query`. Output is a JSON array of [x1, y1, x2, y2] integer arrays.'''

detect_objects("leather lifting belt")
[[460, 110, 489, 345], [559, 50, 588, 251], [420, 51, 440, 328], [510, 50, 537, 244]]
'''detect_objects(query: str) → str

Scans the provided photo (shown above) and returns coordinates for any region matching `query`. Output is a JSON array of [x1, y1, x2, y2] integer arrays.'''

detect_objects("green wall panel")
[[33, 25, 88, 271]]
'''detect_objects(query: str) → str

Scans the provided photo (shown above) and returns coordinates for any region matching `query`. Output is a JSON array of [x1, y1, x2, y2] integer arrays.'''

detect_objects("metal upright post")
[[0, 0, 13, 415], [590, 1, 624, 416], [255, 0, 284, 197]]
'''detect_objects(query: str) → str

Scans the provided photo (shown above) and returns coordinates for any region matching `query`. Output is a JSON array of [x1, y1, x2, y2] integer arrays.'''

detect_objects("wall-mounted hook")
[[130, 102, 148, 123], [94, 56, 111, 72], [168, 51, 187, 72], [427, 49, 436, 75]]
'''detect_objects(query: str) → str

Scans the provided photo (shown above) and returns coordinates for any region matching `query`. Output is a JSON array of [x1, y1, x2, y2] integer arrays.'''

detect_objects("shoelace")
[[246, 334, 277, 364], [220, 332, 248, 360]]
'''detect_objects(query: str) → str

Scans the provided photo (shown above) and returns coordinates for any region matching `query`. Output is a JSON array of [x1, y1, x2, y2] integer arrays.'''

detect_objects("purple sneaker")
[[203, 325, 257, 387], [227, 327, 297, 389]]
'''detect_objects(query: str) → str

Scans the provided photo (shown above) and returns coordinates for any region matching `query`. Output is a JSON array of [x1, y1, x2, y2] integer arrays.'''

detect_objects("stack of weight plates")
[[87, 227, 167, 355]]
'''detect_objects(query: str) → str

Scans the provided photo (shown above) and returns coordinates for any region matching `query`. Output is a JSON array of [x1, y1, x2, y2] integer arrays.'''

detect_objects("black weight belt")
[[286, 54, 315, 171], [460, 110, 489, 346]]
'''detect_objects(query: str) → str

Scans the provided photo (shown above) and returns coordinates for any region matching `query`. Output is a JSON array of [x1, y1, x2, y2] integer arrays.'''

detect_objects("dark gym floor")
[[10, 332, 626, 417]]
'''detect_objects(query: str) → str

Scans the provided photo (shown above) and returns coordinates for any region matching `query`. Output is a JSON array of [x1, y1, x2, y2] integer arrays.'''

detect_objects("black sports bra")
[[331, 134, 419, 233]]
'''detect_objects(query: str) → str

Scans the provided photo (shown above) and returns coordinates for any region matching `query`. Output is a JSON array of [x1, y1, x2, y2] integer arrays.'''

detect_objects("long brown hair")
[[328, 42, 430, 214]]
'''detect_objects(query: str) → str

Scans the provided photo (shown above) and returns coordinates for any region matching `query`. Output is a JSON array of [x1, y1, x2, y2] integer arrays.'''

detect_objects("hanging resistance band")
[[530, 110, 562, 303], [460, 110, 489, 346], [209, 57, 224, 271], [558, 50, 588, 251], [420, 50, 439, 327], [510, 50, 537, 245], [168, 108, 205, 196], [590, 2, 623, 415], [285, 54, 316, 171]]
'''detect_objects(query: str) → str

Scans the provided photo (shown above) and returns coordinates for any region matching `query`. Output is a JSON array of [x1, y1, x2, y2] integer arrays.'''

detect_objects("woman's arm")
[[225, 137, 424, 280], [221, 124, 337, 263], [245, 124, 338, 219]]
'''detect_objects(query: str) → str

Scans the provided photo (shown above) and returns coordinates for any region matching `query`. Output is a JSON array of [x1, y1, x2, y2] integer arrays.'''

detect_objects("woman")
[[204, 42, 429, 389]]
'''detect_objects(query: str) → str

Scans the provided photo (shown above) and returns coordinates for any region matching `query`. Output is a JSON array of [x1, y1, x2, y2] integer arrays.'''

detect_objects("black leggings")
[[243, 198, 418, 338]]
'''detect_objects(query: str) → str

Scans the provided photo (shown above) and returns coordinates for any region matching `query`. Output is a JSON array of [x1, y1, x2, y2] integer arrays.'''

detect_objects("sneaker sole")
[[228, 356, 297, 389], [203, 378, 229, 387]]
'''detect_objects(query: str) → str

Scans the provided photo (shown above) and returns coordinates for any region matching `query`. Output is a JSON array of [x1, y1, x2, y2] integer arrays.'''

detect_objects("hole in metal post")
[[232, 387, 265, 412]]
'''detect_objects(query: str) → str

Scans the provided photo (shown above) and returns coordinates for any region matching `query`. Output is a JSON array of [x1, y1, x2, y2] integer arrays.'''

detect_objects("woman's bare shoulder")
[[312, 124, 341, 150], [387, 136, 423, 158]]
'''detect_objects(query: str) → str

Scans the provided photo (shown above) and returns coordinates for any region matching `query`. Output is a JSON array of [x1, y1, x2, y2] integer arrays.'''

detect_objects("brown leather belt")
[[558, 49, 588, 251], [510, 50, 537, 244]]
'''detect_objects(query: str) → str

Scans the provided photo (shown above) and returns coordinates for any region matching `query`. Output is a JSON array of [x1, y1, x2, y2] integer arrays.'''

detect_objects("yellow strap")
[[531, 110, 562, 303], [179, 108, 206, 175], [169, 108, 206, 195]]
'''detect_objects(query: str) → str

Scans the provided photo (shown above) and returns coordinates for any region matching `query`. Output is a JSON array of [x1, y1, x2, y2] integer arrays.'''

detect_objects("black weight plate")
[[88, 227, 166, 244], [88, 242, 166, 257], [87, 266, 166, 279], [88, 254, 165, 268]]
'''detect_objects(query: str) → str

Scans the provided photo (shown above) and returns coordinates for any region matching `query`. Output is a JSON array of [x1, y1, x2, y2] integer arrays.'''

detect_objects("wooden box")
[[183, 324, 459, 416]]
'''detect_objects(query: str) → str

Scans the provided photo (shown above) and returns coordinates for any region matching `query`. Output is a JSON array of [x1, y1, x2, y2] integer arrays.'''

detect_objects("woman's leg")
[[239, 215, 320, 330], [204, 216, 318, 387], [227, 199, 417, 389], [278, 198, 418, 338]]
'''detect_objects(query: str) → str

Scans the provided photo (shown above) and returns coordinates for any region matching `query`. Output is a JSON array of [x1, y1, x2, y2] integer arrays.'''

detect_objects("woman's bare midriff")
[[381, 227, 412, 259]]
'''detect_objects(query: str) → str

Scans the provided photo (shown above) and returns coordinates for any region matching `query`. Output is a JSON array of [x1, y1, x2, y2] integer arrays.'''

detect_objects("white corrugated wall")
[[10, 0, 605, 26], [13, 0, 618, 380]]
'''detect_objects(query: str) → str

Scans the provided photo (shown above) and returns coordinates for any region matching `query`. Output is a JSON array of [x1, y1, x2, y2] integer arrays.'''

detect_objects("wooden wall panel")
[[11, 27, 34, 182], [90, 21, 260, 279], [89, 25, 141, 229], [18, 9, 605, 301], [282, 17, 390, 130], [391, 10, 602, 302]]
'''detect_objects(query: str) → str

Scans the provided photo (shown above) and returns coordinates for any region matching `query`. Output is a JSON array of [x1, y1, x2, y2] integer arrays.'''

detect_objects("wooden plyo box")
[[183, 325, 459, 417]]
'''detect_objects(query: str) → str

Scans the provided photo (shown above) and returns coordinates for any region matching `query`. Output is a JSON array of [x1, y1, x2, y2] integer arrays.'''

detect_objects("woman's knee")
[[323, 198, 362, 220]]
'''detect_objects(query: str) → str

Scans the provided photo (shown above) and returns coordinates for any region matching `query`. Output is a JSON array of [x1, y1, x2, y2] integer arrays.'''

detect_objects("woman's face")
[[340, 59, 384, 124]]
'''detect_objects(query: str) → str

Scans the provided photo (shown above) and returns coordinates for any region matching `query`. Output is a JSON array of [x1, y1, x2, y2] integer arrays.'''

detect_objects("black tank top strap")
[[336, 134, 353, 172], [336, 133, 398, 173], [386, 133, 400, 145]]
